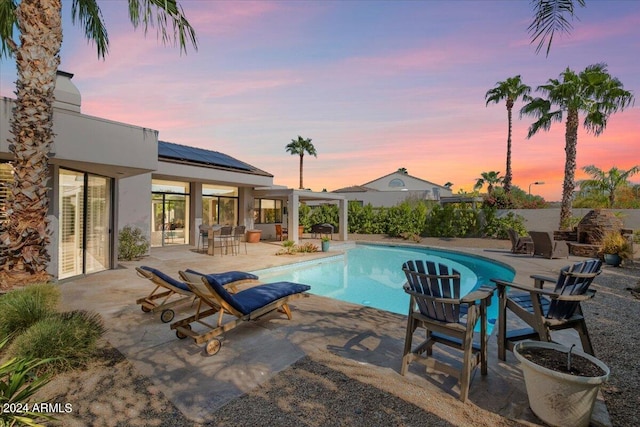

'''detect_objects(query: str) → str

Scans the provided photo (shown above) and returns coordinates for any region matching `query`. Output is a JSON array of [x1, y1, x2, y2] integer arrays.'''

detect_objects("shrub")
[[0, 337, 56, 426], [481, 208, 527, 239], [600, 231, 632, 259], [9, 310, 106, 373], [297, 242, 319, 253], [0, 283, 60, 340], [118, 225, 149, 261]]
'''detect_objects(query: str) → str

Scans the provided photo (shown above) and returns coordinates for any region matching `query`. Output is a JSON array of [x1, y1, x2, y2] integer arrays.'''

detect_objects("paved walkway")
[[58, 238, 612, 426]]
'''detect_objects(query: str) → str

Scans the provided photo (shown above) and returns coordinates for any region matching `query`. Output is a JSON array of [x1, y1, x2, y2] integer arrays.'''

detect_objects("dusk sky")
[[1, 1, 638, 201]]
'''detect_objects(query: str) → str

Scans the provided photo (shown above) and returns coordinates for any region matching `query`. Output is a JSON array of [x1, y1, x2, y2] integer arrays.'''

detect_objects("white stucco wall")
[[117, 173, 153, 247]]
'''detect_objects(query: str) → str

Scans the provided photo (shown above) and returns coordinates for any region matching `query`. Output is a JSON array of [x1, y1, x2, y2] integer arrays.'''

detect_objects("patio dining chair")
[[214, 226, 234, 256], [231, 225, 247, 255]]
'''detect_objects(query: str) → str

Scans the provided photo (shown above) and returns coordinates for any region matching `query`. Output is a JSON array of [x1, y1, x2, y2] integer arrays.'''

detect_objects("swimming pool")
[[254, 244, 515, 332]]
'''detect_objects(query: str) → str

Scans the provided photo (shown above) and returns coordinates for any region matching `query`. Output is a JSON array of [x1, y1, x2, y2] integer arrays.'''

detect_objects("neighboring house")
[[332, 171, 453, 207], [0, 71, 345, 282]]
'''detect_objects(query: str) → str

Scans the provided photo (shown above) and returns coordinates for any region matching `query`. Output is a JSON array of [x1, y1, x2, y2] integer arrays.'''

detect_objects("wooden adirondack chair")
[[492, 258, 602, 361], [400, 260, 494, 402]]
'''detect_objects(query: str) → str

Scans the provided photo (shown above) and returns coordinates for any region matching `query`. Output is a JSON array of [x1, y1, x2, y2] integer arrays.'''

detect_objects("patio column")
[[338, 198, 348, 241], [288, 192, 299, 242]]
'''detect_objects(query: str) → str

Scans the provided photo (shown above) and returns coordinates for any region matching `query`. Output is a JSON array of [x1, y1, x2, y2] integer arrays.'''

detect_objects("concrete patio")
[[57, 238, 612, 426]]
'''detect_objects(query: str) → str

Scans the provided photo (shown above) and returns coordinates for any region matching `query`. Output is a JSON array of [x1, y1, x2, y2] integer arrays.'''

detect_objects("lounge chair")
[[135, 267, 258, 323], [173, 270, 310, 355], [492, 258, 602, 361], [529, 231, 569, 259], [507, 228, 533, 255], [135, 266, 197, 323], [400, 260, 494, 402]]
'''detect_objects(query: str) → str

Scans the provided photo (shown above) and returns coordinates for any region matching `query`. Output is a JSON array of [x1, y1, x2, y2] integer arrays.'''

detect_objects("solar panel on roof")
[[158, 141, 253, 172]]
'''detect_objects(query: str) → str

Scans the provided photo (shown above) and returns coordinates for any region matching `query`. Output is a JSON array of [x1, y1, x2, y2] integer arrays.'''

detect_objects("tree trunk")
[[0, 0, 62, 289], [504, 100, 514, 193], [559, 109, 579, 230], [299, 154, 304, 189]]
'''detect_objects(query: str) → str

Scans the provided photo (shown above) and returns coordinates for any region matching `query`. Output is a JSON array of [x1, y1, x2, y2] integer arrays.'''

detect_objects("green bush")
[[387, 201, 428, 237], [9, 310, 105, 373], [481, 208, 527, 239], [0, 283, 60, 340], [424, 203, 480, 237], [118, 225, 149, 261], [0, 337, 56, 427]]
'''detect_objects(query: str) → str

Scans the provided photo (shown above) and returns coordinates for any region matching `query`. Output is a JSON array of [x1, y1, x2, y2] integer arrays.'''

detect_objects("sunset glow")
[[1, 1, 638, 201]]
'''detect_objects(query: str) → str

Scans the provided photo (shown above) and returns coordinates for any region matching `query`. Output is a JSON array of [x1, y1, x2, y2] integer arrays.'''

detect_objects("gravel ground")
[[580, 261, 640, 427], [32, 237, 640, 426]]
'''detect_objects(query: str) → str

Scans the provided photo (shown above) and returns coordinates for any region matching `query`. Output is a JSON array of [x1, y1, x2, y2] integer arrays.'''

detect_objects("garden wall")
[[501, 209, 640, 233]]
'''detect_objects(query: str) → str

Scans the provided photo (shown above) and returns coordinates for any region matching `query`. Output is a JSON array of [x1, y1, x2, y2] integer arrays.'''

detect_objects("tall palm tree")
[[578, 165, 640, 208], [474, 171, 503, 195], [485, 76, 531, 194], [0, 0, 197, 288], [285, 136, 317, 189], [529, 0, 585, 56], [521, 63, 634, 229]]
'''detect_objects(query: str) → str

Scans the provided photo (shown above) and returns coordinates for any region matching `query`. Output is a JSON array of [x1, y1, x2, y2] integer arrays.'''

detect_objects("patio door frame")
[[58, 168, 113, 279]]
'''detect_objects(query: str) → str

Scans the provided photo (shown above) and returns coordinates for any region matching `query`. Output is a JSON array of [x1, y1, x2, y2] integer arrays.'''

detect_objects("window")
[[389, 178, 405, 188], [202, 184, 238, 227], [151, 179, 190, 247], [254, 199, 283, 224]]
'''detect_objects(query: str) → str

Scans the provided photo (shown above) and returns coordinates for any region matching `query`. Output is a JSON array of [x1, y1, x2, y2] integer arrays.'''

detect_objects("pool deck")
[[58, 238, 612, 426]]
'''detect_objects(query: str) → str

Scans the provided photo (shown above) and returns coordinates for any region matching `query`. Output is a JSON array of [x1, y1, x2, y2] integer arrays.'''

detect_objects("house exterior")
[[332, 171, 453, 207], [1, 71, 345, 282]]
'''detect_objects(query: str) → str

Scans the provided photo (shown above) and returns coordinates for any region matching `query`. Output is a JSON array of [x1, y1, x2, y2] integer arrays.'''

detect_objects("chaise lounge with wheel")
[[135, 266, 258, 323], [172, 270, 310, 355]]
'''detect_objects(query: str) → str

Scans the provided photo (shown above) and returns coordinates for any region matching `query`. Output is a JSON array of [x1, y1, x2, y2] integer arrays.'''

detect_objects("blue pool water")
[[255, 244, 515, 332]]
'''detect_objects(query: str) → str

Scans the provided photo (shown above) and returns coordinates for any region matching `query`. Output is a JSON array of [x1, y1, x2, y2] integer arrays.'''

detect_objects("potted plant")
[[514, 341, 610, 427], [321, 236, 330, 252], [600, 230, 631, 267]]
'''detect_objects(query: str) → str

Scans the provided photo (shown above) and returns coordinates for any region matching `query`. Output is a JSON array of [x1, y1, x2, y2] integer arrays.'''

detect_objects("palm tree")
[[285, 136, 317, 189], [0, 0, 196, 288], [529, 0, 586, 56], [485, 76, 531, 193], [578, 165, 640, 208], [474, 171, 503, 195], [521, 63, 634, 229]]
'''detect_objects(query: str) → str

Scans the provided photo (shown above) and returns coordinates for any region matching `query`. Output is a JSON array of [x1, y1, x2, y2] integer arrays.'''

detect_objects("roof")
[[361, 171, 448, 189], [332, 185, 378, 193], [158, 141, 272, 177]]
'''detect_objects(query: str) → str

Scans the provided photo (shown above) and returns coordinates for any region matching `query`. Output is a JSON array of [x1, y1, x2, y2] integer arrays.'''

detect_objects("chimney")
[[53, 70, 81, 112]]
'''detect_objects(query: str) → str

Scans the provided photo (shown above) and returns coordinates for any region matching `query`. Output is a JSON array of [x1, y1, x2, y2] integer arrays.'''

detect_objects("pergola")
[[253, 188, 348, 242]]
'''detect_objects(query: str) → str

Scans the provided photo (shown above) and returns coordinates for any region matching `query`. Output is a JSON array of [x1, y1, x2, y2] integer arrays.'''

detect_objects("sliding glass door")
[[58, 169, 112, 279]]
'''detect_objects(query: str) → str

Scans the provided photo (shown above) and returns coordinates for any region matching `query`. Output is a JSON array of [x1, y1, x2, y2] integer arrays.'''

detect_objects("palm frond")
[[129, 0, 198, 54], [528, 0, 585, 56], [0, 0, 17, 58], [71, 0, 109, 59]]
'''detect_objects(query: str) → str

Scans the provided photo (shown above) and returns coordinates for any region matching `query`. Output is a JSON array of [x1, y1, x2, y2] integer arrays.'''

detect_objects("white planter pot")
[[513, 341, 610, 427]]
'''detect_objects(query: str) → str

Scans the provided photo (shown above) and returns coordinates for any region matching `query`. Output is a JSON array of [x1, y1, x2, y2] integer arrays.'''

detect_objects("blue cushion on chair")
[[185, 269, 258, 287], [200, 274, 310, 315], [141, 266, 191, 293], [233, 282, 311, 315]]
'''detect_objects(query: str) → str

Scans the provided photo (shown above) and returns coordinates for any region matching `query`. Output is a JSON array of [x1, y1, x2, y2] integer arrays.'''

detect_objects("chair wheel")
[[175, 324, 191, 339], [160, 309, 175, 323], [141, 305, 151, 313], [205, 339, 221, 355]]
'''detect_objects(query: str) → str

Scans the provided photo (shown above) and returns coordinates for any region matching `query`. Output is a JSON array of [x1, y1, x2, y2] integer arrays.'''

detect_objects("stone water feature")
[[554, 209, 625, 258]]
